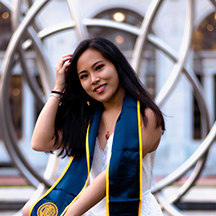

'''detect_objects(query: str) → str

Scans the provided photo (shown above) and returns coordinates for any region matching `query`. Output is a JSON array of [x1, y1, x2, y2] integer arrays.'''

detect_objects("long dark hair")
[[55, 37, 165, 157]]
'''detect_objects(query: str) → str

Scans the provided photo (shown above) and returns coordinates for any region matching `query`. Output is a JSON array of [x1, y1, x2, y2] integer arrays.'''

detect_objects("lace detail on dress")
[[83, 135, 114, 216], [142, 150, 157, 192], [83, 134, 163, 216], [89, 134, 113, 183], [141, 191, 163, 216]]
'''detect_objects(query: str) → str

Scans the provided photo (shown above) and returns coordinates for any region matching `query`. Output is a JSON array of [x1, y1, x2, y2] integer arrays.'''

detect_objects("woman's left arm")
[[141, 108, 162, 157], [64, 170, 106, 216]]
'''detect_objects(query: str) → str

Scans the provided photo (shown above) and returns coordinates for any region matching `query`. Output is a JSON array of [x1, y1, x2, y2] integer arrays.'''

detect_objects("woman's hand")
[[54, 54, 72, 92], [31, 54, 72, 152]]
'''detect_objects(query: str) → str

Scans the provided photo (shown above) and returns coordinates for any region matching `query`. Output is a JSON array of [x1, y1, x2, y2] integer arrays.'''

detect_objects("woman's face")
[[77, 48, 124, 105]]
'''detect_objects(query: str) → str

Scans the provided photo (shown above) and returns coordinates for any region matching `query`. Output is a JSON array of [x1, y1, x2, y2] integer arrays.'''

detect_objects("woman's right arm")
[[31, 54, 72, 152]]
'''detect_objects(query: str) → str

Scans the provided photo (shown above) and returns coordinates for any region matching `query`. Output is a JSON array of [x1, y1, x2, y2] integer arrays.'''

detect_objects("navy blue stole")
[[30, 95, 143, 216]]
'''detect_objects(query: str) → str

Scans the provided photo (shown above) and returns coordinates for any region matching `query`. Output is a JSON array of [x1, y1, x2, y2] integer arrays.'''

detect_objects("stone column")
[[202, 51, 216, 125]]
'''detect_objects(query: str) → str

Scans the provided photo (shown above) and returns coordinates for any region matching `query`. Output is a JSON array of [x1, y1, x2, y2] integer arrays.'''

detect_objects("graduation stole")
[[29, 95, 143, 216]]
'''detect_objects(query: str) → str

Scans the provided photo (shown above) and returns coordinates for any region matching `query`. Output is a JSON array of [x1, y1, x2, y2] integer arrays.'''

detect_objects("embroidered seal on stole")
[[37, 202, 58, 216]]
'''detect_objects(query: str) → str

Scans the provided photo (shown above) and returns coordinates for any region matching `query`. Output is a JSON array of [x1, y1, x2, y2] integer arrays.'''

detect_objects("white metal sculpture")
[[0, 0, 216, 215]]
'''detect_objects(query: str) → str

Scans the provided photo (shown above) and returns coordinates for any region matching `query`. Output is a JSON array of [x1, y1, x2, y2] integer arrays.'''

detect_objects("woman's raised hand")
[[54, 54, 72, 92]]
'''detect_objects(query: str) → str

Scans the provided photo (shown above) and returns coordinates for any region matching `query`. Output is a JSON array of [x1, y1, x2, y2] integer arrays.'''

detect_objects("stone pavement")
[[0, 175, 216, 216], [1, 210, 216, 216], [1, 209, 216, 215], [0, 184, 216, 216]]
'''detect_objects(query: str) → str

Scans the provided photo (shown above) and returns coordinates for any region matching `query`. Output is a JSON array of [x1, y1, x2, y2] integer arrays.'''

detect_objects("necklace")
[[103, 111, 121, 140]]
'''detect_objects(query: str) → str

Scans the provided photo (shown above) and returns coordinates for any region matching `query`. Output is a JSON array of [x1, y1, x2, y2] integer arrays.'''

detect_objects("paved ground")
[[0, 185, 216, 216], [0, 175, 216, 216], [1, 210, 216, 215]]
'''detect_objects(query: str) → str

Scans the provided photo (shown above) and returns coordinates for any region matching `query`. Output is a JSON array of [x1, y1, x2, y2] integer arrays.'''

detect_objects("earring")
[[87, 101, 90, 106]]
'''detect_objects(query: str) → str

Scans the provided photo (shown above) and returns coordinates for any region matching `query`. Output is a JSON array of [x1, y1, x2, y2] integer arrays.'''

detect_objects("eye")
[[95, 64, 104, 71], [80, 74, 88, 79]]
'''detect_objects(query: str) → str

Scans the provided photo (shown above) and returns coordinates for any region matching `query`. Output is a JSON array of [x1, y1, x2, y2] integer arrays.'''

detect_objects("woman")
[[23, 37, 165, 216]]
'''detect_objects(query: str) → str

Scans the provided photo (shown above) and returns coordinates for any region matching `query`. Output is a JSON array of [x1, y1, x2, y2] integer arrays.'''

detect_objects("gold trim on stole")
[[105, 100, 143, 216], [60, 123, 91, 215], [106, 160, 110, 216], [29, 123, 91, 216], [29, 156, 74, 216], [137, 100, 143, 216]]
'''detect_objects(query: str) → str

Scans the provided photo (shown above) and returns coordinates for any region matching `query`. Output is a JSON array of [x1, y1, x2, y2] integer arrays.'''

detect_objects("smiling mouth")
[[94, 84, 106, 92]]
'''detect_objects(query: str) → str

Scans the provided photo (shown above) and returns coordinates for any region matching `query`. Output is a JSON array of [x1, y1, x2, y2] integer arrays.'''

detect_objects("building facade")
[[0, 0, 216, 178]]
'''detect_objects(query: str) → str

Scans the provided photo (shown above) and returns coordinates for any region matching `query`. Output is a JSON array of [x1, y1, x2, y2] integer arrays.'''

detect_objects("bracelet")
[[51, 90, 64, 95], [50, 93, 61, 102]]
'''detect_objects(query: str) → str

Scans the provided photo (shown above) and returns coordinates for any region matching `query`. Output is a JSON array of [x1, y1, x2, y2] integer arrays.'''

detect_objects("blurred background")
[[0, 0, 216, 215]]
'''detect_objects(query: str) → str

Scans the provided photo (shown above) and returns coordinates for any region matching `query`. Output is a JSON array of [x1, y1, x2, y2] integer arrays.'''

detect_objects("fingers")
[[64, 60, 71, 73], [55, 54, 73, 73], [54, 54, 73, 91]]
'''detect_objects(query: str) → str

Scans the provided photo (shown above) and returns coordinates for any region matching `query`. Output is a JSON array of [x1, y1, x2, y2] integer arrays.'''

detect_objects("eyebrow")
[[78, 60, 104, 75]]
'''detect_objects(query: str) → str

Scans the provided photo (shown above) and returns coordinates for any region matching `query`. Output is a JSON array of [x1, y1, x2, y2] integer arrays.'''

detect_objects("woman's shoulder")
[[144, 107, 155, 118], [141, 107, 162, 156], [143, 107, 159, 129]]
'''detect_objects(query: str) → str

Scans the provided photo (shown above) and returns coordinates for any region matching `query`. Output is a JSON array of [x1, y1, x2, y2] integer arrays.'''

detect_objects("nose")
[[91, 73, 100, 85]]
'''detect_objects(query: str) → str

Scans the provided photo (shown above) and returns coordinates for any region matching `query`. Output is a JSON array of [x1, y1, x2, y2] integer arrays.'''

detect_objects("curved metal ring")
[[0, 0, 53, 188], [0, 1, 214, 215]]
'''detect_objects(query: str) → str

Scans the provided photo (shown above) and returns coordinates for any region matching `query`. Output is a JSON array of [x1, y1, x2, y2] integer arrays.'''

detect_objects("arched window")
[[192, 12, 216, 139], [89, 8, 142, 51], [0, 7, 22, 139], [0, 9, 11, 50], [88, 8, 157, 98], [193, 13, 216, 51]]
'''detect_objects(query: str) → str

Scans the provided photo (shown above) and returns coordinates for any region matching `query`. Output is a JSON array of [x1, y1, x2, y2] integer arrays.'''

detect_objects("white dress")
[[83, 134, 163, 216]]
